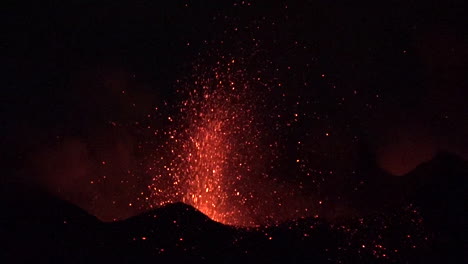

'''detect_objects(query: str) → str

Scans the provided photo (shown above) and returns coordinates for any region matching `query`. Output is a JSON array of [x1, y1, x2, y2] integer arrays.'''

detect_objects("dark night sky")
[[2, 0, 467, 223]]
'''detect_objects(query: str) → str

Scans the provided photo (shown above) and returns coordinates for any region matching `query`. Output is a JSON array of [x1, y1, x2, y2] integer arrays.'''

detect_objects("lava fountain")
[[148, 57, 275, 226]]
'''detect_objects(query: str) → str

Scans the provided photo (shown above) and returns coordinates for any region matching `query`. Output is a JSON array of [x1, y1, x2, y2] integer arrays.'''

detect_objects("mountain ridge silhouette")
[[1, 151, 466, 263]]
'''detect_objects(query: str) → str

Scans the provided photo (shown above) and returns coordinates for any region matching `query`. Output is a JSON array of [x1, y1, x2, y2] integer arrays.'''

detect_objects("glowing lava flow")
[[182, 97, 238, 224], [148, 58, 270, 226], [178, 76, 264, 226]]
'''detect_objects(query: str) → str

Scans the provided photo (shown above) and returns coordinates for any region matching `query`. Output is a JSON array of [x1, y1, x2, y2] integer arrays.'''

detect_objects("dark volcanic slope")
[[1, 153, 467, 263], [401, 152, 467, 262], [1, 184, 102, 263], [103, 202, 238, 262]]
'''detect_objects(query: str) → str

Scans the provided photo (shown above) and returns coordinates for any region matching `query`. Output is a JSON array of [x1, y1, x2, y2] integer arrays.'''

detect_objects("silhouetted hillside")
[[0, 183, 102, 263], [400, 152, 467, 262], [1, 152, 466, 263]]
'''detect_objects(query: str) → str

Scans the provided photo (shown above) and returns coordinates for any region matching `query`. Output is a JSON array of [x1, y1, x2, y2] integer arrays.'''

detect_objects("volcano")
[[1, 153, 466, 263]]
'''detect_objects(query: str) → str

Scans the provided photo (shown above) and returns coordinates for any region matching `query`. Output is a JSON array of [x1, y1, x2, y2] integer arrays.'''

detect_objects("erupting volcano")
[[4, 1, 466, 263], [147, 55, 291, 226]]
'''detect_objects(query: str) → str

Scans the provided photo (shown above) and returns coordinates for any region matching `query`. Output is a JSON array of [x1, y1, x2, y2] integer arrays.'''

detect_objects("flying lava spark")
[[146, 55, 288, 226], [143, 17, 355, 227], [4, 1, 465, 263]]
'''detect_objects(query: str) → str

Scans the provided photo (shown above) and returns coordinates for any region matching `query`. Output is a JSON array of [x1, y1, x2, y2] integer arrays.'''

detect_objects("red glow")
[[147, 58, 270, 226]]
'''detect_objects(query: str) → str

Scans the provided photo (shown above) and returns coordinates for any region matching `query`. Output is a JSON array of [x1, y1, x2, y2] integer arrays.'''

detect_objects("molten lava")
[[147, 57, 273, 226]]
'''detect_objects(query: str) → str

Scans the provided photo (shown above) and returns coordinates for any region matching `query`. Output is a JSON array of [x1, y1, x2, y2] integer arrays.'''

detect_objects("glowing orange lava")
[[148, 57, 267, 226], [182, 117, 233, 224], [179, 85, 258, 226]]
